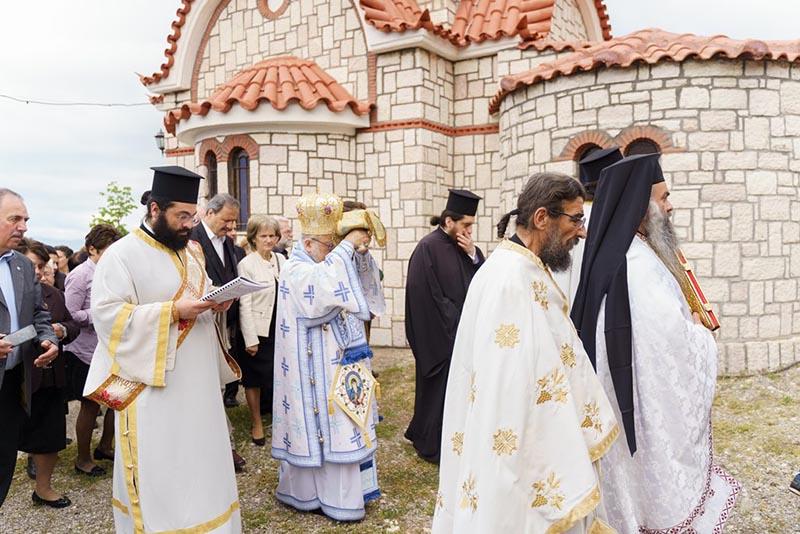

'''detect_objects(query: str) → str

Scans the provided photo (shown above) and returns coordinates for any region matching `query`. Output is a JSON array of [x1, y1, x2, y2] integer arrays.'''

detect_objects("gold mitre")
[[337, 209, 387, 247], [296, 192, 343, 236]]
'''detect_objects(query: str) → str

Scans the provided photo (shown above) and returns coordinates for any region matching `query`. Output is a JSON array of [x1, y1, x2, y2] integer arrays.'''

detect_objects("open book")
[[200, 276, 269, 303]]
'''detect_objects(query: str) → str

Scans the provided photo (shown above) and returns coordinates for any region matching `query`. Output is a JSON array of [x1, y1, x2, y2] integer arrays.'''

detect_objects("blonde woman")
[[237, 216, 285, 445]]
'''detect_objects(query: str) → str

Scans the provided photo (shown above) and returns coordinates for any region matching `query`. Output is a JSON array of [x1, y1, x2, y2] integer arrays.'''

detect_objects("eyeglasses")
[[549, 210, 585, 228], [309, 237, 335, 251]]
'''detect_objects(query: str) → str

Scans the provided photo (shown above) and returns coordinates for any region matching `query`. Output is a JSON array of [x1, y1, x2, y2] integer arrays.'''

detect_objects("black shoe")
[[224, 396, 239, 408], [790, 472, 800, 496], [93, 448, 114, 462], [32, 491, 72, 509], [232, 450, 246, 473], [27, 456, 36, 480], [74, 464, 106, 477]]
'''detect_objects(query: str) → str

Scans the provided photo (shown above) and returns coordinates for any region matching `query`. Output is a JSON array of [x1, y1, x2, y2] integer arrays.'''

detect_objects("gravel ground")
[[0, 348, 797, 533]]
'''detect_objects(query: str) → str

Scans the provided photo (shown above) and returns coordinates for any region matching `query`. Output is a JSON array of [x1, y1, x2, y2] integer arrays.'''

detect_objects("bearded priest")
[[272, 192, 385, 521], [433, 173, 619, 533], [84, 166, 241, 533], [571, 154, 740, 532], [553, 147, 622, 308]]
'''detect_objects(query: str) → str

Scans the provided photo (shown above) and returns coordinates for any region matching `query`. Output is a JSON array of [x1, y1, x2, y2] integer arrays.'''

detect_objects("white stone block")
[[746, 170, 778, 195], [679, 87, 710, 108], [688, 132, 729, 151], [744, 117, 770, 149], [260, 145, 288, 165], [742, 257, 785, 280], [651, 89, 677, 110], [710, 89, 748, 109], [699, 110, 737, 131], [715, 243, 741, 276], [597, 105, 633, 128], [749, 89, 780, 116], [780, 81, 800, 113]]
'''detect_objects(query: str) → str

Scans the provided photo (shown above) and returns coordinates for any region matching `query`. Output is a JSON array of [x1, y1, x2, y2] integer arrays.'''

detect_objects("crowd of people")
[[0, 151, 794, 532]]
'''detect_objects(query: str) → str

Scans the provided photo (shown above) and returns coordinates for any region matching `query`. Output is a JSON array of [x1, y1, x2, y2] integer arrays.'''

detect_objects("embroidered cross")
[[280, 319, 290, 338], [281, 357, 289, 377], [283, 433, 292, 450], [279, 281, 290, 300], [303, 285, 315, 305], [282, 395, 291, 414], [330, 352, 340, 366], [350, 427, 363, 448], [333, 281, 351, 303]]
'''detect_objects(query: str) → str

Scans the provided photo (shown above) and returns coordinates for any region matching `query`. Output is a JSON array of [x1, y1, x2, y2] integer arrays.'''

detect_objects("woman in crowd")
[[16, 239, 79, 508], [237, 216, 284, 446], [64, 224, 121, 476], [54, 245, 73, 275]]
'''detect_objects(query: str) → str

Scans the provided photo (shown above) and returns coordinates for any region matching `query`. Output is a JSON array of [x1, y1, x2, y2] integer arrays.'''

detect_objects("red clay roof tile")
[[141, 0, 195, 87], [164, 56, 373, 134], [490, 28, 800, 114]]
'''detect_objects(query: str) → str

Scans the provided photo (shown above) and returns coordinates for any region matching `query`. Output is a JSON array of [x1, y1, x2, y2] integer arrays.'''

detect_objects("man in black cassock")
[[404, 189, 484, 464]]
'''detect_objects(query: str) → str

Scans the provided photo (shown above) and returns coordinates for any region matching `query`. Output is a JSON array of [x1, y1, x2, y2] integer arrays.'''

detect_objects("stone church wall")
[[548, 0, 590, 42], [499, 58, 800, 374]]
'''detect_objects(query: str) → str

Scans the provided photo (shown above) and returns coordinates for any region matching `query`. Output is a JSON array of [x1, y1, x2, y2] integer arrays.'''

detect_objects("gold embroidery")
[[494, 324, 520, 348], [112, 498, 128, 515], [536, 368, 569, 405], [451, 432, 464, 456], [468, 372, 477, 404], [560, 344, 576, 368], [588, 518, 616, 534], [581, 401, 604, 434], [531, 472, 565, 511], [158, 501, 240, 534], [152, 301, 173, 387], [459, 474, 478, 512], [532, 281, 549, 310], [492, 428, 518, 456], [589, 424, 620, 463], [118, 401, 144, 532], [546, 486, 601, 534]]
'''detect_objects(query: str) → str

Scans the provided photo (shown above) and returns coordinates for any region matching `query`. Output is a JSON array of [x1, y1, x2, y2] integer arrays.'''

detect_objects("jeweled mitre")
[[296, 191, 343, 236]]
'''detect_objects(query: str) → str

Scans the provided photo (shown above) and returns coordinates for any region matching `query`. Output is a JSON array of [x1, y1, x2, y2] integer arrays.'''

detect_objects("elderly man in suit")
[[189, 193, 247, 472], [0, 189, 58, 507]]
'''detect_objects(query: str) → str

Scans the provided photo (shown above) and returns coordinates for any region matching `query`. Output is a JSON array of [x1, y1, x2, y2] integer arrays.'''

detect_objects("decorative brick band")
[[556, 130, 614, 161], [556, 125, 680, 161], [257, 0, 289, 20], [165, 147, 195, 157], [361, 119, 499, 137], [195, 134, 259, 163]]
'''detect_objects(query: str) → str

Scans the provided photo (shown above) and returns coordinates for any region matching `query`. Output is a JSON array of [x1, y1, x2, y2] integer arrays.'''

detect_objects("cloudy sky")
[[1, 1, 798, 249]]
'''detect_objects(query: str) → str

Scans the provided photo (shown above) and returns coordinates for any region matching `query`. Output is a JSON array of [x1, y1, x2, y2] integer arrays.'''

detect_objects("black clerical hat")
[[601, 153, 665, 184], [445, 189, 481, 216], [149, 166, 203, 204], [578, 146, 623, 186]]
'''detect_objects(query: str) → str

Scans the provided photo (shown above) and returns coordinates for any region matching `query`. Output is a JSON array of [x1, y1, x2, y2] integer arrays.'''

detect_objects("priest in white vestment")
[[272, 192, 385, 521], [553, 147, 621, 308], [571, 154, 740, 532], [84, 166, 241, 533], [434, 172, 620, 534]]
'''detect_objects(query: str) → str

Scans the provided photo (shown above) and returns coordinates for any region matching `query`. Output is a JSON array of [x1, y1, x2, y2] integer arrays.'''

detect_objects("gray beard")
[[643, 201, 683, 283]]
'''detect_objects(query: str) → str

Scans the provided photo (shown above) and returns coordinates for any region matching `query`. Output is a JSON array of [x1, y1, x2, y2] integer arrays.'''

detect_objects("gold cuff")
[[170, 302, 180, 323]]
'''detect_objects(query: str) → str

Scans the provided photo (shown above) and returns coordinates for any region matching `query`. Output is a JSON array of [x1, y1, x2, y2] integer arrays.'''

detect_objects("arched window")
[[204, 151, 218, 199], [624, 138, 661, 156], [228, 148, 250, 229]]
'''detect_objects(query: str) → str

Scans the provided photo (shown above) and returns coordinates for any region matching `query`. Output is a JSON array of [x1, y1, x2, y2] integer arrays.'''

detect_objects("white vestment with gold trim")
[[84, 229, 241, 533], [594, 236, 740, 532], [433, 240, 619, 534]]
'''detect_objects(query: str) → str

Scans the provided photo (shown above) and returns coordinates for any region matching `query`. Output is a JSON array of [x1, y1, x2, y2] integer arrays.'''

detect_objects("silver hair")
[[275, 216, 290, 224], [206, 193, 240, 214], [0, 188, 23, 205], [643, 200, 683, 284]]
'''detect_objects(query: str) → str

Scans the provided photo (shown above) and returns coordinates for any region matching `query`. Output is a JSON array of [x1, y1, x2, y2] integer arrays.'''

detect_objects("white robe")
[[272, 240, 384, 521], [433, 240, 620, 534], [595, 236, 740, 532], [553, 202, 592, 308], [85, 229, 241, 533]]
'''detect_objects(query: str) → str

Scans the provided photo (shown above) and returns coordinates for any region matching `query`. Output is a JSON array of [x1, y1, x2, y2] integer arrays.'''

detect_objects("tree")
[[90, 181, 137, 236]]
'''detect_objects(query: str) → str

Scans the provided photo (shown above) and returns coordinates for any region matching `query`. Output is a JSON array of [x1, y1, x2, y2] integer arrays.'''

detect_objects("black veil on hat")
[[570, 153, 664, 455], [445, 189, 481, 216], [149, 166, 203, 204], [578, 146, 623, 188]]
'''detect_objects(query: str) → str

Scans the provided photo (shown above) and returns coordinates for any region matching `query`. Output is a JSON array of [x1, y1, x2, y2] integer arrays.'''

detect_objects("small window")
[[205, 151, 218, 199], [575, 143, 602, 162], [228, 148, 250, 229], [624, 138, 661, 156]]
